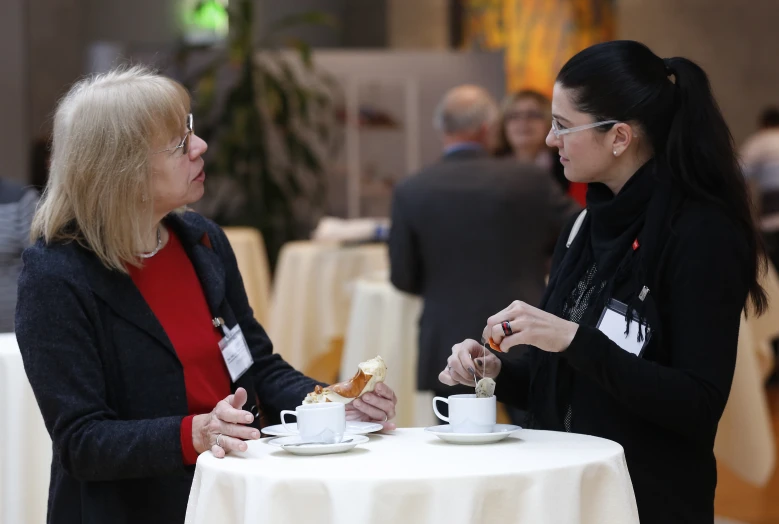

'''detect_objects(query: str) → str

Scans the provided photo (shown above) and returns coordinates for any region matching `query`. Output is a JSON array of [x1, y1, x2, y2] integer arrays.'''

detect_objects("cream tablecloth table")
[[0, 333, 51, 524], [268, 241, 388, 379], [223, 227, 271, 326], [714, 263, 779, 485], [185, 429, 639, 524], [340, 278, 436, 428], [341, 272, 779, 486]]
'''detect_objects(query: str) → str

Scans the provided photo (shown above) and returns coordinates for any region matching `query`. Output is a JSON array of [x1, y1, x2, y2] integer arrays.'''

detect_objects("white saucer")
[[269, 435, 370, 456], [261, 421, 383, 437], [424, 424, 521, 444]]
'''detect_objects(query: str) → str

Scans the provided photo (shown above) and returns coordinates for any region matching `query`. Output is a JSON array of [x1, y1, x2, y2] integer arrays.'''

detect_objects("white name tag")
[[596, 299, 651, 357], [217, 323, 254, 382]]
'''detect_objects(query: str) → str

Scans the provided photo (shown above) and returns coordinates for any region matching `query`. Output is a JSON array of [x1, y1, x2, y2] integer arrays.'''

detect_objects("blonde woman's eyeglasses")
[[154, 113, 193, 155]]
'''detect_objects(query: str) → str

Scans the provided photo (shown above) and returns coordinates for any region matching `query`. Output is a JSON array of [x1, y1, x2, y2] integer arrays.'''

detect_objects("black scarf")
[[526, 158, 677, 429]]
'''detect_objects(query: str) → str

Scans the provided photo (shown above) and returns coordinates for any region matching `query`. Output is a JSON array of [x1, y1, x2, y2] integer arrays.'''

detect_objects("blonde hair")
[[32, 65, 190, 273]]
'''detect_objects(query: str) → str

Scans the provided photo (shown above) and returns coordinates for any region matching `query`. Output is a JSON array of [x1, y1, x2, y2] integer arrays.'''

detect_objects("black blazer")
[[15, 211, 319, 524], [389, 148, 579, 391], [495, 201, 749, 523]]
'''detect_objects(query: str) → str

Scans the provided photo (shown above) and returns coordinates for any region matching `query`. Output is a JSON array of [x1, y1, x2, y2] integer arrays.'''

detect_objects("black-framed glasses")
[[154, 113, 193, 155]]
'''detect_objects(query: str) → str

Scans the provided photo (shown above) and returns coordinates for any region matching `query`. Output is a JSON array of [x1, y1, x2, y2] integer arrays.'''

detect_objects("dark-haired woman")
[[440, 40, 766, 523]]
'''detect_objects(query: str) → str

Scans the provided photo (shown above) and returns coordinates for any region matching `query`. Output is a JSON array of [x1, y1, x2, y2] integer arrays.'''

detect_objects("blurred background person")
[[0, 178, 38, 332], [389, 84, 578, 421], [742, 107, 779, 268], [495, 90, 587, 206]]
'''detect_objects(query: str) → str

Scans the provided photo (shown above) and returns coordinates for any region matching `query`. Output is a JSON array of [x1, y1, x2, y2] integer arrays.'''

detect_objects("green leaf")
[[285, 38, 313, 68]]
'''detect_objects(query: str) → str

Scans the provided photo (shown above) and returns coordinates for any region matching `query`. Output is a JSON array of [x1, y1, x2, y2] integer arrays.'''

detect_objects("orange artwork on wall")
[[463, 0, 616, 97]]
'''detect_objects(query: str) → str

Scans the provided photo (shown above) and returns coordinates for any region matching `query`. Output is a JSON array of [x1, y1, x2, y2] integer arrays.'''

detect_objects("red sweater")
[[129, 231, 231, 465]]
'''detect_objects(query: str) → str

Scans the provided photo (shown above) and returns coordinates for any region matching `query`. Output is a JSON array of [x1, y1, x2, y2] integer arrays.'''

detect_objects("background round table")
[[223, 227, 271, 326], [185, 428, 639, 524], [268, 241, 388, 382], [0, 333, 51, 524], [340, 277, 436, 428]]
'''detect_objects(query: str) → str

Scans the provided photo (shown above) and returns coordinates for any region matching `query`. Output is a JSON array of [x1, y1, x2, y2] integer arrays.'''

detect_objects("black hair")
[[759, 107, 779, 129], [557, 40, 767, 315]]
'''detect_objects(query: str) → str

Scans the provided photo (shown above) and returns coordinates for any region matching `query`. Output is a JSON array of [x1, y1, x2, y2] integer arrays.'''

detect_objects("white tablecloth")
[[0, 333, 51, 524], [340, 278, 436, 428], [185, 429, 639, 524], [268, 241, 388, 379], [223, 227, 271, 326]]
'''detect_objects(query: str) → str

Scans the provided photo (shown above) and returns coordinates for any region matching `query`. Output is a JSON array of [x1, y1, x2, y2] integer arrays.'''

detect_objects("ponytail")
[[664, 56, 767, 315]]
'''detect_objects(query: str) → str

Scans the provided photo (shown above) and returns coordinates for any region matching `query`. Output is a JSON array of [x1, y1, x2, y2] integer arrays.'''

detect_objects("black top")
[[15, 212, 320, 524], [389, 148, 579, 391], [495, 170, 750, 523]]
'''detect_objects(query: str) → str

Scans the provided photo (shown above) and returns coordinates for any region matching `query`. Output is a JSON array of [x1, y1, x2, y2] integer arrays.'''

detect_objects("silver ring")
[[216, 434, 223, 448]]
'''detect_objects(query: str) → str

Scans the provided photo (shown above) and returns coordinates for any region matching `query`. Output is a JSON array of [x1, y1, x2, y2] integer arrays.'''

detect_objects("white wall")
[[619, 0, 779, 146]]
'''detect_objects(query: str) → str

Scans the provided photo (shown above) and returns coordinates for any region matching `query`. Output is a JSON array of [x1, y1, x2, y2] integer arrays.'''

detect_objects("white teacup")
[[432, 394, 496, 434], [280, 403, 346, 444]]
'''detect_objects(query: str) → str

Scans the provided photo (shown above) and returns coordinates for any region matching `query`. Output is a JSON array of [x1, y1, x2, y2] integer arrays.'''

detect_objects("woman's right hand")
[[438, 339, 502, 387], [192, 387, 261, 458]]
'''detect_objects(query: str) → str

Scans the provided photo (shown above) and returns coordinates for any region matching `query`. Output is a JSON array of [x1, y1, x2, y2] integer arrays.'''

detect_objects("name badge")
[[214, 318, 254, 382], [596, 299, 651, 357]]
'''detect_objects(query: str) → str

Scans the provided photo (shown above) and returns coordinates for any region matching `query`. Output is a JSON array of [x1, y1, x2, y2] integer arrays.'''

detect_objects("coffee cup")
[[280, 402, 346, 444], [432, 394, 496, 434]]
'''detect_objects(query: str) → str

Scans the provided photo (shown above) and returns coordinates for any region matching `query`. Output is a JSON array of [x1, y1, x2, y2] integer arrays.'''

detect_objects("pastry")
[[303, 356, 387, 404]]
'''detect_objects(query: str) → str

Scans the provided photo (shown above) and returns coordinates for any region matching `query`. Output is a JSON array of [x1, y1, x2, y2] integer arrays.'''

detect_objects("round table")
[[223, 227, 271, 326], [185, 429, 639, 524], [268, 241, 388, 381], [0, 333, 51, 524], [341, 277, 436, 428]]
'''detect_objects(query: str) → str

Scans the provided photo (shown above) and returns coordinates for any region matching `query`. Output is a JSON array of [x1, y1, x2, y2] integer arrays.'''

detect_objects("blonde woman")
[[15, 67, 397, 524]]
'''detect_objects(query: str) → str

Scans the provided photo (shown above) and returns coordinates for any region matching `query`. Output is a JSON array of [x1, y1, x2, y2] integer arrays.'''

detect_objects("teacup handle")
[[280, 410, 297, 432], [432, 397, 449, 423]]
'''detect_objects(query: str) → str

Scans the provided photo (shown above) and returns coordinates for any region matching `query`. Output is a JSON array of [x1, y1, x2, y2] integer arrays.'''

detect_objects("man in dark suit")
[[389, 85, 579, 416]]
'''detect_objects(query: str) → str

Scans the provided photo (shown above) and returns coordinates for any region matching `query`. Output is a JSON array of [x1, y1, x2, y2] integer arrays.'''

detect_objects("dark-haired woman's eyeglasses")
[[551, 118, 618, 138], [154, 113, 193, 155]]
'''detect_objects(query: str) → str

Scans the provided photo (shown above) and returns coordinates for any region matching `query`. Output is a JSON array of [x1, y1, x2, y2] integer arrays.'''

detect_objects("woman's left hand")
[[487, 300, 579, 353], [345, 382, 397, 431]]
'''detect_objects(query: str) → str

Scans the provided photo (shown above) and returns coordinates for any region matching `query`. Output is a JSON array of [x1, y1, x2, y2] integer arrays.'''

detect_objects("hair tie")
[[663, 58, 675, 77]]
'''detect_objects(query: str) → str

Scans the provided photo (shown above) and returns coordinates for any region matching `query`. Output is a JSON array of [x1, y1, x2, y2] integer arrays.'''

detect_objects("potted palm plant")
[[173, 0, 340, 268]]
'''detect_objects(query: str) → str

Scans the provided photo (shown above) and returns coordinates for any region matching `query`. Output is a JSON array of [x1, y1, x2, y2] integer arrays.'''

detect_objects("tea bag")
[[472, 338, 496, 398], [475, 377, 495, 398]]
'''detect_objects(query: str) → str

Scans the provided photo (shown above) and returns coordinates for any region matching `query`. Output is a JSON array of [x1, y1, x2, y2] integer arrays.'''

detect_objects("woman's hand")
[[345, 382, 398, 431], [192, 387, 260, 458], [439, 338, 502, 387], [488, 300, 578, 353]]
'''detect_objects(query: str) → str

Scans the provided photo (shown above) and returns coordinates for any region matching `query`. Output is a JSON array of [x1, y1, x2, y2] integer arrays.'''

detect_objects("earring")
[[613, 150, 617, 156]]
